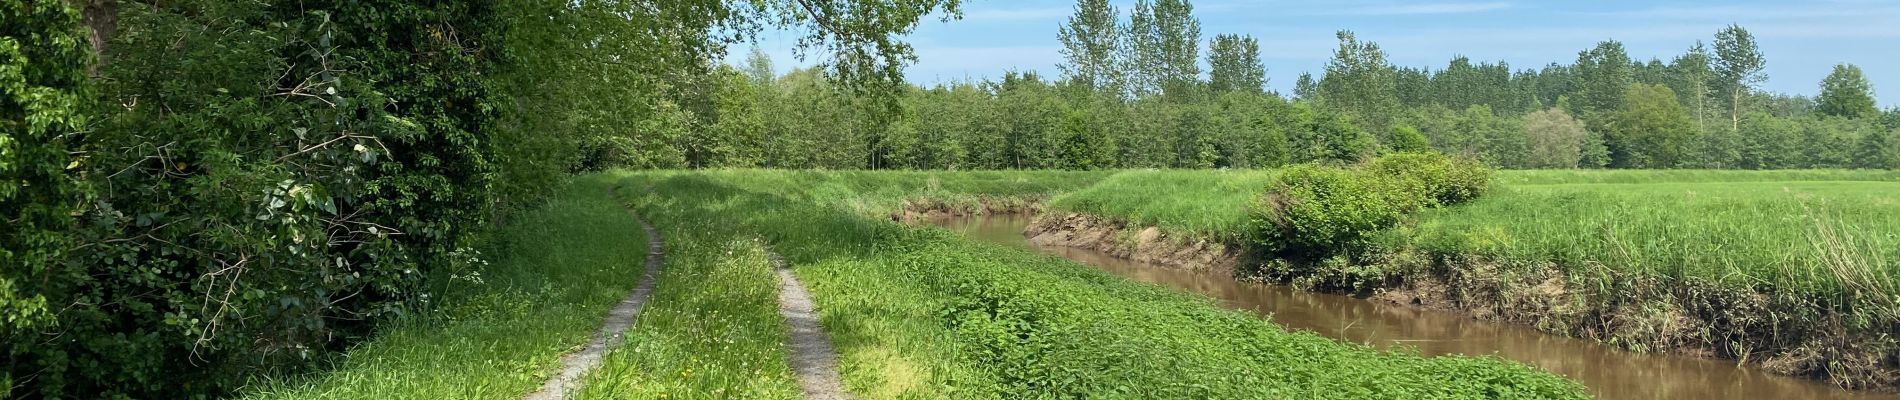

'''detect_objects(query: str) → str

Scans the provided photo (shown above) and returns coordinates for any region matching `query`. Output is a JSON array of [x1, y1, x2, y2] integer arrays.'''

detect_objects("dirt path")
[[524, 215, 664, 400], [769, 250, 851, 400]]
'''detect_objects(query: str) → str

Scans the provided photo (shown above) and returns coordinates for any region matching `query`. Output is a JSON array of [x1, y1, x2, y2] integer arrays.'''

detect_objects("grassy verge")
[[237, 175, 652, 399], [616, 171, 1589, 399], [574, 180, 802, 399]]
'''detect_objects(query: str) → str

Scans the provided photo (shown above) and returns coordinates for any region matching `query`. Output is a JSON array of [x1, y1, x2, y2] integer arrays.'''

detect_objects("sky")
[[744, 0, 1900, 108]]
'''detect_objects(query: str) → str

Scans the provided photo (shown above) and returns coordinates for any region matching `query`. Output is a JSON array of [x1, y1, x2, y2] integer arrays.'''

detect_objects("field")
[[234, 168, 1900, 398], [235, 170, 1590, 399]]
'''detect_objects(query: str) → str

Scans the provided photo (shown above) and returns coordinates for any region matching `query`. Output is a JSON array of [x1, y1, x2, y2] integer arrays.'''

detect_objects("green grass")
[[1046, 169, 1900, 299], [701, 169, 1113, 217], [1047, 169, 1279, 241], [573, 194, 802, 400], [1390, 180, 1900, 299], [613, 171, 1589, 399], [238, 175, 655, 399], [1491, 169, 1900, 185], [240, 168, 1899, 399]]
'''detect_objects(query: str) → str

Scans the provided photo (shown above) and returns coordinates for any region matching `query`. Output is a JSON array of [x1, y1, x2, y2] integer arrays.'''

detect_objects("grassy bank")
[[612, 171, 1589, 399], [1046, 169, 1278, 241], [1041, 168, 1900, 388]]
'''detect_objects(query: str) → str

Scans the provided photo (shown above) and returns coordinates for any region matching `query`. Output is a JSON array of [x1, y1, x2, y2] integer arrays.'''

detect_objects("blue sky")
[[746, 1, 1900, 107]]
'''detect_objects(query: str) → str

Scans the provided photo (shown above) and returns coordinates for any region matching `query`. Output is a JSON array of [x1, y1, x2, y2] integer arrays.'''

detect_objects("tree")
[[1289, 103, 1375, 163], [1573, 40, 1632, 119], [1058, 0, 1123, 95], [1294, 72, 1318, 100], [1817, 63, 1878, 119], [743, 45, 777, 85], [1122, 0, 1160, 97], [1607, 84, 1697, 168], [1737, 112, 1802, 169], [1854, 128, 1899, 169], [1523, 108, 1590, 168], [1388, 125, 1432, 153], [1667, 41, 1714, 130], [1318, 31, 1399, 130], [3, 2, 90, 387], [1208, 34, 1266, 94], [1151, 0, 1203, 98], [1713, 24, 1766, 131]]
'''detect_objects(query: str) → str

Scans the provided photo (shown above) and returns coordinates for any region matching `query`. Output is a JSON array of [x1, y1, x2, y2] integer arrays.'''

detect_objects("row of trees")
[[1, 0, 956, 397], [636, 1, 1898, 172]]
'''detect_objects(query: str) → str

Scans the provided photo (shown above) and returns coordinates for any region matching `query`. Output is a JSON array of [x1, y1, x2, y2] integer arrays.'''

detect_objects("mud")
[[1023, 212, 1242, 275]]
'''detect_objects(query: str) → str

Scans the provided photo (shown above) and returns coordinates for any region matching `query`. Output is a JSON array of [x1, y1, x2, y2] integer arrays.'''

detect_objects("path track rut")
[[523, 213, 664, 400], [770, 250, 851, 400]]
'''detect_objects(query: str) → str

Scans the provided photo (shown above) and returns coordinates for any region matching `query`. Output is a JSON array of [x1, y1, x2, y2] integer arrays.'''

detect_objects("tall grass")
[[1492, 169, 1900, 185], [238, 175, 656, 399], [1047, 169, 1279, 241], [1389, 180, 1900, 302]]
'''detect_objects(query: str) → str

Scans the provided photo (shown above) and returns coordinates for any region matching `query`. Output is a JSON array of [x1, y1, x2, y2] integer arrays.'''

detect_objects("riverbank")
[[1026, 169, 1900, 391]]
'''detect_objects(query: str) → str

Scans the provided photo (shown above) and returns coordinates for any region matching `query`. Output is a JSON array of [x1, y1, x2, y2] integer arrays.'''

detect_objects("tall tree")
[[1318, 31, 1399, 130], [1207, 34, 1265, 94], [1713, 24, 1766, 131], [1573, 40, 1632, 119], [1523, 108, 1590, 168], [1057, 0, 1123, 95], [1151, 0, 1203, 98], [743, 45, 777, 84], [1122, 0, 1160, 97], [1667, 41, 1714, 130], [1817, 63, 1879, 119], [1608, 83, 1697, 168], [1294, 72, 1318, 100]]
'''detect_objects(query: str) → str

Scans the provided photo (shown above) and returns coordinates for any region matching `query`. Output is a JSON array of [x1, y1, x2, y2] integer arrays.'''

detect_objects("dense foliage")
[[1, 0, 959, 397], [2, 2, 90, 394], [1248, 153, 1490, 260]]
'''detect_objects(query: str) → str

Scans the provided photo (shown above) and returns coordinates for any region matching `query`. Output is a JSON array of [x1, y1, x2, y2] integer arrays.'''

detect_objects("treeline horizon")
[[641, 0, 1900, 171]]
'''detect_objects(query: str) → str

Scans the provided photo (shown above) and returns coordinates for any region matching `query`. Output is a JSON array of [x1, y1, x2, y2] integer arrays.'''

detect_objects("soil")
[[889, 198, 1045, 223], [524, 213, 665, 400], [1024, 212, 1241, 275], [769, 249, 851, 400]]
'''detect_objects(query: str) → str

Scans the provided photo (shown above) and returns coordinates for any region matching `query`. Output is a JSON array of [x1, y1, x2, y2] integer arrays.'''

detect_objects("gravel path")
[[524, 214, 664, 400], [770, 250, 851, 400]]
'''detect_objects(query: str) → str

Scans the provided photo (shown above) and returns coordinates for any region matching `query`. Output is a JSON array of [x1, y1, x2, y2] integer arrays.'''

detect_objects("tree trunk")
[[77, 0, 117, 76]]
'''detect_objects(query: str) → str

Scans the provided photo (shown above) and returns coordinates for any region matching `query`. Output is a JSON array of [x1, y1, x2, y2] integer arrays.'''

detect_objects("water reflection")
[[927, 214, 1896, 400]]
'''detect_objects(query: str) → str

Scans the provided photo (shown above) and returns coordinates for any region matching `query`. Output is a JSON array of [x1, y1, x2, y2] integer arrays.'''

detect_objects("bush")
[[9, 2, 511, 397], [1365, 152, 1491, 206], [1249, 165, 1406, 256], [1250, 153, 1492, 259]]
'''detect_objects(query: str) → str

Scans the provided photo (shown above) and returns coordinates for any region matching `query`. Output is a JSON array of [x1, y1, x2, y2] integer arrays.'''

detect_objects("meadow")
[[235, 170, 1593, 399], [231, 167, 1900, 398]]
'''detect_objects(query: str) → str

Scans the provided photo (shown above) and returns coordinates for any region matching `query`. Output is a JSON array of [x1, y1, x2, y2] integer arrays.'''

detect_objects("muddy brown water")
[[926, 214, 1897, 400]]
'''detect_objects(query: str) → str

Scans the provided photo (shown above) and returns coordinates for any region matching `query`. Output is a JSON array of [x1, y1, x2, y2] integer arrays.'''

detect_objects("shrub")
[[1249, 164, 1407, 256], [1250, 153, 1493, 259], [1365, 152, 1492, 207]]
